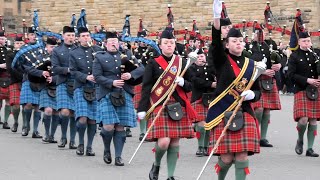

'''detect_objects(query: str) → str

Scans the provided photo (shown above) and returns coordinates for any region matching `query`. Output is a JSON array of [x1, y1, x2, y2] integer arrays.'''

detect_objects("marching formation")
[[0, 0, 320, 180]]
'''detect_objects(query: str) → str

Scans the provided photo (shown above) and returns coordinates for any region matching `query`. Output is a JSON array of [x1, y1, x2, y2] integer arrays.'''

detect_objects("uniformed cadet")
[[93, 31, 144, 166], [0, 31, 11, 129], [18, 27, 43, 138], [189, 48, 216, 157], [69, 27, 101, 156], [249, 28, 282, 147], [51, 26, 77, 149], [137, 29, 196, 180], [5, 35, 24, 132], [39, 37, 59, 143], [288, 31, 320, 157]]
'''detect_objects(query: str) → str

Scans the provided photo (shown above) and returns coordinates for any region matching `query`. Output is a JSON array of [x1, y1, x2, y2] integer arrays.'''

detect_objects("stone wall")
[[31, 0, 320, 46]]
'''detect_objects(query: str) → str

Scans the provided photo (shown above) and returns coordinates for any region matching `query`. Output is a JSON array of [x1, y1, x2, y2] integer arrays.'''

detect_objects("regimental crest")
[[169, 65, 177, 75], [163, 76, 172, 86], [235, 78, 248, 92], [155, 86, 164, 96]]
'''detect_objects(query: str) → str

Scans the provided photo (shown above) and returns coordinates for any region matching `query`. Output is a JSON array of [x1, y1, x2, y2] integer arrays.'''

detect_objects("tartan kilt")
[[133, 84, 142, 109], [146, 97, 194, 141], [97, 91, 136, 128], [56, 83, 74, 111], [209, 112, 260, 155], [0, 86, 9, 100], [191, 100, 207, 122], [252, 77, 281, 110], [73, 87, 97, 121], [20, 81, 40, 105], [293, 90, 320, 121], [39, 88, 57, 111], [9, 83, 21, 106]]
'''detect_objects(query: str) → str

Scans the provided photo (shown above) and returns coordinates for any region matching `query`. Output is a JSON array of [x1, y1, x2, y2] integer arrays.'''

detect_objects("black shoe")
[[76, 144, 84, 155], [196, 146, 204, 157], [48, 136, 57, 143], [167, 177, 175, 180], [69, 141, 77, 149], [139, 133, 145, 141], [21, 128, 29, 136], [306, 148, 319, 157], [203, 147, 209, 156], [58, 138, 67, 148], [86, 147, 95, 156], [126, 129, 132, 137], [42, 136, 50, 143], [11, 123, 18, 132], [295, 140, 303, 155], [0, 121, 3, 125], [32, 131, 42, 138], [3, 122, 10, 129], [149, 163, 160, 180], [115, 157, 124, 166], [103, 151, 112, 164], [260, 139, 273, 147]]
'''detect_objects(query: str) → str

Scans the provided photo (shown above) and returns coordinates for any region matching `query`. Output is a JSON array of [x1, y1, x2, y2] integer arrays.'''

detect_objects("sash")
[[204, 58, 256, 130]]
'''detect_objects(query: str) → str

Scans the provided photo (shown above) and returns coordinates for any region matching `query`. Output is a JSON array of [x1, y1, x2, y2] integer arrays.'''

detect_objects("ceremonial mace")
[[196, 59, 267, 180], [128, 51, 199, 164]]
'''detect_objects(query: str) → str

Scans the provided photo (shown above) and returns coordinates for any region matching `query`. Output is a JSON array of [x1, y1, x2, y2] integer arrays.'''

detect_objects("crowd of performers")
[[0, 0, 320, 179]]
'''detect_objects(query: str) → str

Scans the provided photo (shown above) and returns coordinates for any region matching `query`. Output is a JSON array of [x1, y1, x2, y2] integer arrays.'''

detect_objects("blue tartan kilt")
[[20, 81, 40, 105], [97, 91, 137, 128], [39, 88, 57, 111], [56, 83, 74, 111], [73, 87, 97, 121]]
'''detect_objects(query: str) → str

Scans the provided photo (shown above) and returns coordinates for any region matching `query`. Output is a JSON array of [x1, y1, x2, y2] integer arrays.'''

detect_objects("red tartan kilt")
[[209, 112, 260, 155], [133, 84, 142, 109], [146, 97, 194, 141], [9, 83, 21, 106], [294, 90, 320, 121], [0, 86, 9, 100], [191, 100, 207, 122], [252, 77, 281, 110]]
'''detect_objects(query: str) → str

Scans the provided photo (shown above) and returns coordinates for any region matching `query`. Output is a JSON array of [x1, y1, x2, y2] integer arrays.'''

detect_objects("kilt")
[[252, 76, 281, 110], [293, 90, 320, 121], [56, 83, 74, 111], [0, 86, 9, 100], [20, 81, 40, 105], [209, 112, 260, 155], [74, 87, 97, 121], [97, 91, 136, 128], [9, 83, 21, 106], [146, 97, 194, 141], [191, 99, 207, 122], [133, 84, 142, 109], [39, 88, 57, 111]]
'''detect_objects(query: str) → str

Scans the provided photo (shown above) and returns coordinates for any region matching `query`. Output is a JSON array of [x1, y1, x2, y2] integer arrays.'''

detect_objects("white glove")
[[137, 111, 146, 120], [256, 60, 267, 70], [241, 90, 255, 101], [213, 0, 222, 18], [175, 76, 185, 87]]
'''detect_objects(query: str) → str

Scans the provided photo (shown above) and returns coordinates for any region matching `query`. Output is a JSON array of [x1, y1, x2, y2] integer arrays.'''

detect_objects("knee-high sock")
[[12, 106, 20, 124], [60, 115, 69, 139], [154, 143, 167, 166], [50, 115, 59, 138], [4, 105, 11, 123], [100, 128, 114, 153], [24, 109, 32, 130], [297, 122, 307, 142], [235, 160, 250, 180], [113, 130, 126, 158], [77, 121, 87, 145], [33, 111, 41, 133], [197, 126, 205, 147], [139, 119, 147, 134], [255, 110, 263, 125], [42, 114, 51, 137], [69, 116, 77, 143], [307, 124, 317, 149], [215, 157, 232, 180], [204, 130, 210, 148], [167, 146, 179, 178], [87, 123, 96, 148], [261, 112, 270, 140]]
